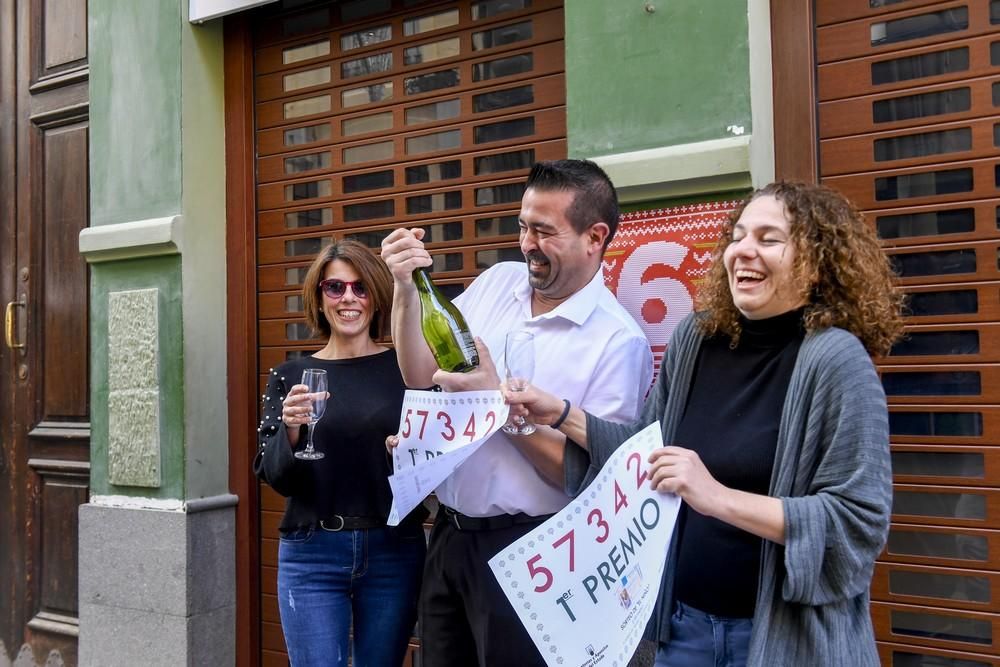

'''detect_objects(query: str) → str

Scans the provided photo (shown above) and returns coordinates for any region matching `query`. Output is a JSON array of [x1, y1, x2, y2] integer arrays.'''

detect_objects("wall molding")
[[591, 136, 753, 203], [87, 493, 238, 513], [79, 216, 182, 264]]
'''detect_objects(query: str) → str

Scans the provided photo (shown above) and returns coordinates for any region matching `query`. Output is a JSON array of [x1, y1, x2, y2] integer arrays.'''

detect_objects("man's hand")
[[380, 227, 433, 285], [385, 433, 400, 455], [502, 382, 566, 426], [432, 338, 500, 392]]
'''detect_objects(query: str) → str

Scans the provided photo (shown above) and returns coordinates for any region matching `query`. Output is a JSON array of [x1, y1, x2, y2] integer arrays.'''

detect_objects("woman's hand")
[[282, 384, 328, 447], [647, 446, 728, 518], [649, 446, 787, 544], [502, 383, 566, 427], [385, 433, 399, 455], [432, 338, 500, 391], [281, 384, 314, 427]]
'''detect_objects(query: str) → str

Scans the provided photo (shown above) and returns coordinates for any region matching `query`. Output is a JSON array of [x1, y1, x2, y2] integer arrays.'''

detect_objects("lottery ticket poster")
[[387, 390, 508, 525], [489, 423, 681, 667]]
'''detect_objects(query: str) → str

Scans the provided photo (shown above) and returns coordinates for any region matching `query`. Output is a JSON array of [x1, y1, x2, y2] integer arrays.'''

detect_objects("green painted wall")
[[565, 0, 751, 158], [89, 0, 182, 226], [90, 256, 185, 499], [180, 12, 229, 500], [87, 0, 229, 500]]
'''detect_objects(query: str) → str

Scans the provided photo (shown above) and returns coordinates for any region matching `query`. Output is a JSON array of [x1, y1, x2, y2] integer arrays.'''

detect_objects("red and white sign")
[[603, 202, 736, 384]]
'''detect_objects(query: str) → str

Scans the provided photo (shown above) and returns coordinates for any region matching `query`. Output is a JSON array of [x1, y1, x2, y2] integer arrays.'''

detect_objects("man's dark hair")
[[524, 159, 619, 249]]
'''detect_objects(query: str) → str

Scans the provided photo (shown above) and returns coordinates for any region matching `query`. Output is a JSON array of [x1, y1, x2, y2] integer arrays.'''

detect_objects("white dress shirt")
[[435, 262, 653, 517]]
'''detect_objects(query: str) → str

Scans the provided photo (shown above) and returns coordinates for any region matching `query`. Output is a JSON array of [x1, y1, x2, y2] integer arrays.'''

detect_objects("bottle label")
[[458, 330, 476, 355]]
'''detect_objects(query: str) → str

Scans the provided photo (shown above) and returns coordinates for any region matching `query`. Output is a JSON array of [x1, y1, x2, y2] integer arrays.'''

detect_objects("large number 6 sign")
[[616, 241, 694, 350]]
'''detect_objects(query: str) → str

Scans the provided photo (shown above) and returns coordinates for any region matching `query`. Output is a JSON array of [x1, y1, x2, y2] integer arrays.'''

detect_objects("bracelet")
[[550, 399, 572, 430]]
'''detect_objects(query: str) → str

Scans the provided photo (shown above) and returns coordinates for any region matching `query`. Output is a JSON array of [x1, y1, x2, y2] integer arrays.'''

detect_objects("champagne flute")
[[502, 331, 536, 435], [295, 368, 328, 460]]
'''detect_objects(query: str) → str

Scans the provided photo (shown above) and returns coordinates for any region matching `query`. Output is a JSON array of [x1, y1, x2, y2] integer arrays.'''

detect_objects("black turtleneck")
[[672, 308, 806, 618]]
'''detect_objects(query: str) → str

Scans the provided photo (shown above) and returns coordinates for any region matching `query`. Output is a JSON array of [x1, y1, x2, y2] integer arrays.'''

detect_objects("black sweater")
[[253, 349, 426, 534], [672, 309, 805, 617]]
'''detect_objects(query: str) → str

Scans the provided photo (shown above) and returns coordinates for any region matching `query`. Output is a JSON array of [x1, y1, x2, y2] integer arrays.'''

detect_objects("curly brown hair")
[[696, 181, 904, 356], [301, 239, 394, 340]]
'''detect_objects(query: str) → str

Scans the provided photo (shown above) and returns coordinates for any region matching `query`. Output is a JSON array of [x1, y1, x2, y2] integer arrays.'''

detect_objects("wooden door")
[[0, 1, 90, 665], [774, 0, 1000, 663], [229, 1, 566, 663]]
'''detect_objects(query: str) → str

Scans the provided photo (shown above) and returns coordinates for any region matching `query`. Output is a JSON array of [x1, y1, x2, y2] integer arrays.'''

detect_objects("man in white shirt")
[[381, 159, 652, 667]]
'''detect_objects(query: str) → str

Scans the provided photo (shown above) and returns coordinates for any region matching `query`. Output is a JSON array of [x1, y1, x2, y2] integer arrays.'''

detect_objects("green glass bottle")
[[413, 268, 479, 373]]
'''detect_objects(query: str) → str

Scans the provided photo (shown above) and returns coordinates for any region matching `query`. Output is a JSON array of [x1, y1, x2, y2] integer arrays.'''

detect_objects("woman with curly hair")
[[506, 181, 904, 666]]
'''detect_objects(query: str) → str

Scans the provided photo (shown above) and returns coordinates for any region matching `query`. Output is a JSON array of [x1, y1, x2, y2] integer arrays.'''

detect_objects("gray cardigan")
[[564, 314, 891, 666]]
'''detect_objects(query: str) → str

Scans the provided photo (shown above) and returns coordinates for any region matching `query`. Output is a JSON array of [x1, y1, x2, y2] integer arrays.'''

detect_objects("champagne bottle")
[[413, 268, 479, 373]]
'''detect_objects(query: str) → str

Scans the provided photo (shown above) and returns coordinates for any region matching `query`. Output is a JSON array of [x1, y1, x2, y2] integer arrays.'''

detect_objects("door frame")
[[224, 13, 261, 667], [0, 0, 22, 655], [769, 0, 819, 182]]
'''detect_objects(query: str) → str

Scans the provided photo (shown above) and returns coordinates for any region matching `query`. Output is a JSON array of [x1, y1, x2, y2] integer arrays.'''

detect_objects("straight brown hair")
[[301, 239, 394, 340]]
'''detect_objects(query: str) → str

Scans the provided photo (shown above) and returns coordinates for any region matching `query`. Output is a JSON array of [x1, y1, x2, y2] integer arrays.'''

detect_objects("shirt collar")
[[512, 266, 605, 325]]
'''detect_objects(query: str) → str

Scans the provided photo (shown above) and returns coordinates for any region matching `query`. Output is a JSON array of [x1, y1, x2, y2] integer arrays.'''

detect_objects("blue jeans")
[[277, 526, 425, 667], [654, 601, 753, 667]]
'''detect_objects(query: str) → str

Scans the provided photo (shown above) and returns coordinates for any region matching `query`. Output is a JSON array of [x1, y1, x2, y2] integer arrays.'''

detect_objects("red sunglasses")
[[319, 279, 368, 299]]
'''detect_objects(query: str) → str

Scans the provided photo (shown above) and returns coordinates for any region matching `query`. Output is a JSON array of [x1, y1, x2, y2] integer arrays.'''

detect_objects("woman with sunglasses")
[[255, 239, 426, 667]]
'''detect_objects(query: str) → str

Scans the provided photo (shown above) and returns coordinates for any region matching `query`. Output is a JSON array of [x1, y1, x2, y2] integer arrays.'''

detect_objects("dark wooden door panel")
[[39, 119, 89, 420], [32, 0, 87, 79], [32, 460, 88, 624], [1, 0, 89, 664]]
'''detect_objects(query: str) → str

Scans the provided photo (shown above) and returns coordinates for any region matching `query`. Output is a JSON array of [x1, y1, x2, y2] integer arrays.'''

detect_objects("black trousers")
[[419, 511, 548, 667]]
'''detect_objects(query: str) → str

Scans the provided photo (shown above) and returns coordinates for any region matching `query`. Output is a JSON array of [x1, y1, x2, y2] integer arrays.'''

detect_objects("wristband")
[[550, 399, 572, 430]]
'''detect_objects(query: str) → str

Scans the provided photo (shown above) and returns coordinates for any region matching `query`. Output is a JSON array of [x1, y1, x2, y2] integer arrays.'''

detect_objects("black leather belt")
[[318, 515, 383, 531], [441, 506, 550, 532]]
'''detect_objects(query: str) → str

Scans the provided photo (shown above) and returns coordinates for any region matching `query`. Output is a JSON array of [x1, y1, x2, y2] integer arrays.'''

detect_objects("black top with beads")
[[253, 349, 426, 534]]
